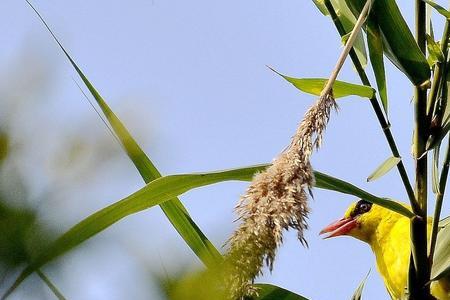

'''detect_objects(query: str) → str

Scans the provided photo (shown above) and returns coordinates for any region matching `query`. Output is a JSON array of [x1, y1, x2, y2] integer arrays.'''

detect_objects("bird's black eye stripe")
[[351, 199, 373, 217]]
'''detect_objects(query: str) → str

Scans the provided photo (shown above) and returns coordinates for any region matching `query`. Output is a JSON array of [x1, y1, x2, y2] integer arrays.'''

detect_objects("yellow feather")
[[342, 202, 450, 300]]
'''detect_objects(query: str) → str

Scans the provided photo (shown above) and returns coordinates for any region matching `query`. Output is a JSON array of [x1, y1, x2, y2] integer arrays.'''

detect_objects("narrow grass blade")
[[366, 156, 402, 182], [432, 145, 441, 194], [350, 271, 370, 300], [314, 171, 414, 218], [24, 0, 222, 270], [367, 19, 388, 115], [422, 0, 450, 19], [36, 270, 66, 300], [255, 283, 309, 300], [1, 164, 268, 299], [430, 223, 450, 280], [269, 68, 375, 99]]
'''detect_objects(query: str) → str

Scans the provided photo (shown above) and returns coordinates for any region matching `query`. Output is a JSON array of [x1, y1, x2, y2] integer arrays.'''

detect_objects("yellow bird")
[[320, 199, 450, 300]]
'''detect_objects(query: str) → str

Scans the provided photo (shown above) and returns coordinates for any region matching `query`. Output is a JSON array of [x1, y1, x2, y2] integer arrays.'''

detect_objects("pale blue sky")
[[1, 1, 449, 299]]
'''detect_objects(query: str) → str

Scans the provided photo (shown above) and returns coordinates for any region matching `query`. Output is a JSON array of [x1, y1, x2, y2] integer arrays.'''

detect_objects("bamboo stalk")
[[410, 1, 432, 299]]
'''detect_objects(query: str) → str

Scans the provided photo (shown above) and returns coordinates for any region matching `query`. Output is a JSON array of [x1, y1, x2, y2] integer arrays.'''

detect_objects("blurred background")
[[1, 0, 449, 299]]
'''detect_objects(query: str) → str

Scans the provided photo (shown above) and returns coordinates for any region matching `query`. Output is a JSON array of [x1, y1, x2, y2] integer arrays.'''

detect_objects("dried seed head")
[[224, 93, 337, 299]]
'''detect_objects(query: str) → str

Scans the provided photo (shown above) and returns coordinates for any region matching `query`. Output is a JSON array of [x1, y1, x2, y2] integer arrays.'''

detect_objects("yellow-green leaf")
[[426, 34, 445, 67], [270, 68, 375, 99], [367, 156, 402, 182]]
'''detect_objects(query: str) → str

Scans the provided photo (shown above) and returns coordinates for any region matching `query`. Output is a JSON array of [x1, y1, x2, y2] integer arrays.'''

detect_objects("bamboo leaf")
[[24, 0, 223, 270], [345, 0, 431, 86], [367, 19, 388, 115], [255, 284, 309, 300], [422, 0, 450, 19], [270, 68, 375, 99], [432, 145, 441, 194], [430, 223, 450, 281], [350, 271, 370, 300], [426, 34, 445, 67], [367, 156, 402, 182], [314, 171, 414, 218]]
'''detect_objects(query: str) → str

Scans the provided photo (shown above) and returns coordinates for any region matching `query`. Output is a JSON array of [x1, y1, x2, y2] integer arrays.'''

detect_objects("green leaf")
[[422, 0, 450, 19], [345, 0, 431, 86], [314, 171, 414, 218], [24, 0, 223, 270], [426, 34, 445, 67], [432, 145, 441, 194], [255, 284, 309, 300], [270, 68, 375, 99], [350, 271, 370, 300], [430, 223, 450, 281], [367, 156, 402, 182], [2, 164, 268, 299], [367, 19, 388, 115]]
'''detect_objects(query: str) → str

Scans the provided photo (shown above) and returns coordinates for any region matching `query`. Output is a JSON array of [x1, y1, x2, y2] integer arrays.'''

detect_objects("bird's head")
[[320, 199, 389, 243]]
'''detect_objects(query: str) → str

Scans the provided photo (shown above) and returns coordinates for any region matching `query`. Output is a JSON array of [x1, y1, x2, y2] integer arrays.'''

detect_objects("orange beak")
[[319, 217, 358, 239]]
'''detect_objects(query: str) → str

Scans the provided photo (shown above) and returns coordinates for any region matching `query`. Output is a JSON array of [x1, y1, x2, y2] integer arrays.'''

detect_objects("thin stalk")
[[410, 1, 431, 299], [36, 270, 66, 300], [321, 0, 372, 97], [323, 0, 418, 210], [429, 135, 450, 262], [429, 66, 450, 262]]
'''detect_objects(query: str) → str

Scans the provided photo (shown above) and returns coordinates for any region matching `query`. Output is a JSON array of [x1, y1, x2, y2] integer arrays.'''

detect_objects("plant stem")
[[428, 18, 450, 264], [429, 136, 450, 262], [323, 0, 417, 209], [321, 0, 372, 97], [36, 270, 66, 300], [410, 1, 431, 299]]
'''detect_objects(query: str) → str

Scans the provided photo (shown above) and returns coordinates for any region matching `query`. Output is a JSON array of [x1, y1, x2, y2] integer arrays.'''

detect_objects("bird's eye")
[[360, 203, 370, 212], [352, 199, 373, 217]]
